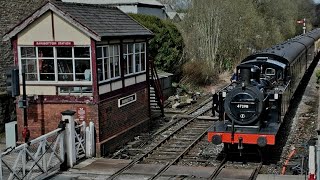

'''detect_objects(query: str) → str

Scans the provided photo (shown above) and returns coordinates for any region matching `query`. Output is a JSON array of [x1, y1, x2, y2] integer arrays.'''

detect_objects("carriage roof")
[[241, 28, 320, 65]]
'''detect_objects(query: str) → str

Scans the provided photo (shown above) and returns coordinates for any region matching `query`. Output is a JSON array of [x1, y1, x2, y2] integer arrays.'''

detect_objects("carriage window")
[[265, 68, 275, 76]]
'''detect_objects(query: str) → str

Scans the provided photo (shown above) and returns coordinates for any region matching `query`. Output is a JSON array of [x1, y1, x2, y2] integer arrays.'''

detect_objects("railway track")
[[107, 118, 215, 179], [57, 89, 265, 179], [142, 120, 212, 164], [209, 149, 263, 180], [107, 99, 215, 179], [108, 88, 264, 179], [145, 119, 213, 179]]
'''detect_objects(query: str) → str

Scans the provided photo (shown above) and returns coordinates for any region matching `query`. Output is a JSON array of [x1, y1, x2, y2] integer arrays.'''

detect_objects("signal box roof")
[[3, 0, 153, 41]]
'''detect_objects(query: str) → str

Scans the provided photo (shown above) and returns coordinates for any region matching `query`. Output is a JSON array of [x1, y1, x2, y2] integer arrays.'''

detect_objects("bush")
[[129, 14, 184, 74], [316, 69, 320, 84], [182, 60, 218, 86]]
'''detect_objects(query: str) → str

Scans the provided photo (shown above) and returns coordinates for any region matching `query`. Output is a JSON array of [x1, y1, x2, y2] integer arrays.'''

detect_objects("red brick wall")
[[98, 87, 149, 143], [16, 97, 99, 142], [16, 87, 149, 156]]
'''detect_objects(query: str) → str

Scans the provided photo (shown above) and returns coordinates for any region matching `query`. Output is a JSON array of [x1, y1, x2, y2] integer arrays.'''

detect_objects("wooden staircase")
[[149, 60, 164, 117]]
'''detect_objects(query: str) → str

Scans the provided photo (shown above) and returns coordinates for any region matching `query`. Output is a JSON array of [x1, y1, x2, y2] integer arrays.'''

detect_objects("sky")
[[315, 0, 320, 4]]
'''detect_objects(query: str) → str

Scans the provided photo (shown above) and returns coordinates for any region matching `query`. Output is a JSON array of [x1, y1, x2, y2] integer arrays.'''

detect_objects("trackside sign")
[[118, 93, 137, 107]]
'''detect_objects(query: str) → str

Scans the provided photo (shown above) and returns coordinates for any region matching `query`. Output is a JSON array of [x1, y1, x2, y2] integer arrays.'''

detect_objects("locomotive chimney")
[[240, 67, 251, 86]]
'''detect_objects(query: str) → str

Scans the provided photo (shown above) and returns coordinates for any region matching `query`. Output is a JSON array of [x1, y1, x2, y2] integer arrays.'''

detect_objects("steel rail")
[[107, 89, 215, 179], [107, 115, 201, 180], [249, 162, 263, 180], [110, 116, 185, 159], [185, 83, 229, 115], [208, 156, 228, 180], [209, 148, 263, 180], [249, 148, 263, 180], [138, 92, 215, 150], [149, 126, 212, 180]]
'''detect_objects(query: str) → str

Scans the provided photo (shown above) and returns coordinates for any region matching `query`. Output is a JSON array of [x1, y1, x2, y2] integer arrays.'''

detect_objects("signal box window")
[[97, 45, 120, 82], [20, 46, 91, 82], [123, 42, 146, 76], [20, 47, 37, 81]]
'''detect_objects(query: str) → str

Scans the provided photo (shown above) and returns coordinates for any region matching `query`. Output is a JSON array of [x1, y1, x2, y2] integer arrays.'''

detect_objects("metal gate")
[[0, 110, 96, 180], [75, 122, 86, 160], [0, 128, 64, 180]]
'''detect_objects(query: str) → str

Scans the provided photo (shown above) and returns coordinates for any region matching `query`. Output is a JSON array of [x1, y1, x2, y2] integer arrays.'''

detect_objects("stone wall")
[[0, 0, 45, 131], [0, 0, 45, 92]]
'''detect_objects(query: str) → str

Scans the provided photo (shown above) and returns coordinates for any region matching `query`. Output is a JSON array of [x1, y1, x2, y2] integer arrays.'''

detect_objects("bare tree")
[[180, 0, 315, 85], [182, 1, 222, 71]]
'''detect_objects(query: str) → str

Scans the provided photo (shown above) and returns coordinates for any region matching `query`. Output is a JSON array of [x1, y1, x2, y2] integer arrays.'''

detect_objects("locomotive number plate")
[[237, 104, 249, 108]]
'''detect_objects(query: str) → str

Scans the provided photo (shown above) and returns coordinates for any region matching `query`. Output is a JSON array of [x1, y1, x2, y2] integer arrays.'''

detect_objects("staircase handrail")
[[149, 60, 164, 107]]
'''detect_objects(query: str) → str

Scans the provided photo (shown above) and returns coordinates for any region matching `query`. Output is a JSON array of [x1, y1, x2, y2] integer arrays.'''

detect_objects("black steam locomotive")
[[208, 29, 320, 150]]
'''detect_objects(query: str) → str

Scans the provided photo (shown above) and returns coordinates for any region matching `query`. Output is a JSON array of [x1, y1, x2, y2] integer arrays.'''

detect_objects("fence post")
[[85, 126, 91, 158], [59, 130, 65, 170], [317, 130, 320, 180], [61, 110, 76, 168], [90, 121, 95, 157], [0, 154, 3, 179], [42, 140, 47, 172], [85, 121, 95, 158], [308, 139, 316, 180]]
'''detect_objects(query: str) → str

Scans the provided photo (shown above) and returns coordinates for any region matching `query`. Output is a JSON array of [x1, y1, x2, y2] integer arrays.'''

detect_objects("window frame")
[[18, 45, 92, 85], [123, 42, 147, 77], [97, 44, 121, 83]]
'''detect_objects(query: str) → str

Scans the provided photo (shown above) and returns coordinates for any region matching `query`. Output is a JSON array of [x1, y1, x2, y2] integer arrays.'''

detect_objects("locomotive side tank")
[[208, 29, 320, 149]]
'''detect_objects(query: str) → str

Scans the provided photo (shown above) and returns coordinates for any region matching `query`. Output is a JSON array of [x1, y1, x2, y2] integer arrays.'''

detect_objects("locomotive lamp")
[[222, 91, 226, 97]]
